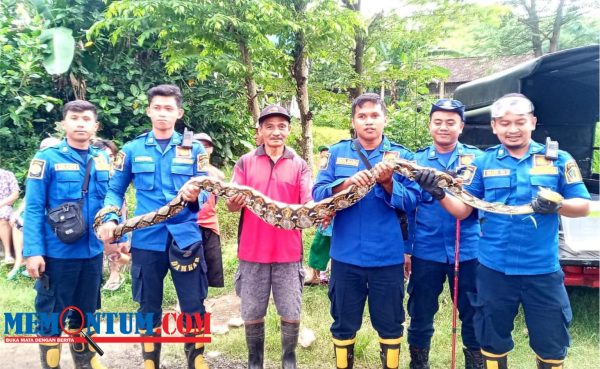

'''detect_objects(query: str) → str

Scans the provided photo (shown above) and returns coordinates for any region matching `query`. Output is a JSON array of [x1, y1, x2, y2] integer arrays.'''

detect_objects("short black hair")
[[351, 93, 387, 117], [147, 84, 183, 108], [63, 100, 97, 119], [92, 138, 118, 154]]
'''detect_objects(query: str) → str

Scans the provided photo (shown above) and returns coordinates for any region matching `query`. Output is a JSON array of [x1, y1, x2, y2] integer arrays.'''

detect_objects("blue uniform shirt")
[[104, 131, 208, 251], [465, 140, 591, 275], [409, 142, 483, 263], [23, 140, 110, 259], [312, 137, 421, 267]]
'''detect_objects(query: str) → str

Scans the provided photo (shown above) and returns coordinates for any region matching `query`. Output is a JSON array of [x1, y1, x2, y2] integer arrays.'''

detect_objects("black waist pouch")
[[47, 201, 87, 244]]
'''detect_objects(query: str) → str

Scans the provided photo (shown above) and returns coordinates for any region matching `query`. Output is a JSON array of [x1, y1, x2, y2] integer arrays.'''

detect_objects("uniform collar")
[[145, 131, 182, 147], [497, 140, 541, 160], [255, 144, 295, 159], [351, 136, 390, 152], [58, 139, 96, 163], [427, 142, 463, 159]]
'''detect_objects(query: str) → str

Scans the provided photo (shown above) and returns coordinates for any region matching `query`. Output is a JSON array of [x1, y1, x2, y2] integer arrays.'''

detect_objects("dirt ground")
[[0, 294, 247, 368]]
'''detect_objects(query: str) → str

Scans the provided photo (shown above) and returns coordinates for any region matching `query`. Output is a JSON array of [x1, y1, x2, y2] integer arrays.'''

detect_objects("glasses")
[[491, 96, 534, 118]]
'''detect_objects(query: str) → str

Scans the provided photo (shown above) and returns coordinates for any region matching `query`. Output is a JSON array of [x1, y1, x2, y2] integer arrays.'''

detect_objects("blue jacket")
[[465, 141, 591, 275], [312, 137, 421, 267], [409, 142, 483, 263], [104, 131, 208, 251], [23, 140, 110, 259]]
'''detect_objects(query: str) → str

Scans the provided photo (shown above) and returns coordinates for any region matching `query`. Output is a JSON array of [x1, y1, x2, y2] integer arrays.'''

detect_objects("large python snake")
[[94, 158, 563, 237]]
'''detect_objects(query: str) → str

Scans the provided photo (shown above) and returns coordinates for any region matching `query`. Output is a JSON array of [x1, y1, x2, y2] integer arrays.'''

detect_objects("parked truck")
[[453, 45, 599, 287]]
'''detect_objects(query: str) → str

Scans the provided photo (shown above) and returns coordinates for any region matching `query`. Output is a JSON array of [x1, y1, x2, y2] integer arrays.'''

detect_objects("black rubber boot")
[[464, 348, 484, 369], [39, 343, 61, 369], [482, 350, 508, 369], [536, 356, 564, 369], [140, 329, 161, 369], [379, 337, 401, 369], [245, 322, 265, 369], [69, 332, 106, 369], [333, 337, 355, 369], [409, 346, 430, 369], [183, 332, 209, 369], [280, 321, 299, 369]]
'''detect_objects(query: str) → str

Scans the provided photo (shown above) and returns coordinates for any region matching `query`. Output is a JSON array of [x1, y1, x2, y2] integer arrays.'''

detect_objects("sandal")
[[102, 276, 125, 291]]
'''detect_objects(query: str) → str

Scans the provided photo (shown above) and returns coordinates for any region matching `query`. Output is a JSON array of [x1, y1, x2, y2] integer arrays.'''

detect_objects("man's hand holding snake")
[[414, 169, 446, 200]]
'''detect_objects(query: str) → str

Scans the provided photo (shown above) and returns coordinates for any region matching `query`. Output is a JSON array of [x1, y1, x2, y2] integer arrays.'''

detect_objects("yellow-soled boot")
[[481, 350, 508, 369], [39, 343, 61, 369], [536, 356, 564, 369], [379, 337, 401, 369], [68, 330, 107, 369], [333, 337, 356, 369], [184, 330, 210, 369], [139, 328, 161, 369]]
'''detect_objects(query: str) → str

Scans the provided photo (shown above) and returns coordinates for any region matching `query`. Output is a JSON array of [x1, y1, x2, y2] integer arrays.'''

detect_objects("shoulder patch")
[[93, 156, 111, 171], [565, 160, 583, 184], [319, 152, 330, 170], [114, 151, 126, 171], [197, 153, 209, 172], [27, 159, 46, 179]]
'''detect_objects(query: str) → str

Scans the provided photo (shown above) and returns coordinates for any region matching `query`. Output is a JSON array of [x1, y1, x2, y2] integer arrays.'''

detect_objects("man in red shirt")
[[227, 105, 312, 369]]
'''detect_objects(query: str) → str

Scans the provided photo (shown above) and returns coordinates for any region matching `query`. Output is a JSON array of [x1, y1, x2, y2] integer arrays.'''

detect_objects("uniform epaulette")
[[389, 142, 409, 150], [415, 146, 429, 153], [329, 138, 352, 148], [135, 132, 149, 139], [462, 143, 479, 149]]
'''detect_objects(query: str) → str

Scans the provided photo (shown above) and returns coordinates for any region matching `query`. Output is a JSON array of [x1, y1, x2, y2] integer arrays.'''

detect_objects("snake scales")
[[94, 158, 563, 237]]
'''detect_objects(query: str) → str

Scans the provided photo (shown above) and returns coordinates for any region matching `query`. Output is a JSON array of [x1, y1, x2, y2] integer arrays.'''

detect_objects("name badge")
[[55, 163, 80, 171], [483, 169, 510, 177], [336, 158, 359, 167]]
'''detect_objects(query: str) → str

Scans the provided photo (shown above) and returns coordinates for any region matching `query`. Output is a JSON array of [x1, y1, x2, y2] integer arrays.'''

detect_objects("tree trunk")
[[549, 0, 565, 53], [291, 21, 313, 169], [344, 0, 364, 99], [239, 41, 261, 123], [521, 0, 543, 57]]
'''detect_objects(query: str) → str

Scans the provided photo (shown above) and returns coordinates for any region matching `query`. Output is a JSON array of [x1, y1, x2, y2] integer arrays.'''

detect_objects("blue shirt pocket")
[[171, 163, 194, 189], [132, 162, 156, 191], [54, 170, 83, 200], [529, 175, 559, 198], [483, 176, 511, 203], [95, 170, 110, 198]]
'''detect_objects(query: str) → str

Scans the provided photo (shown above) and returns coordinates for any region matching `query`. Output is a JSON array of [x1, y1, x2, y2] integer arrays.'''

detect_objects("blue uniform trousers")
[[407, 257, 479, 349], [473, 265, 572, 360], [35, 254, 103, 336], [329, 259, 405, 339], [131, 240, 208, 329]]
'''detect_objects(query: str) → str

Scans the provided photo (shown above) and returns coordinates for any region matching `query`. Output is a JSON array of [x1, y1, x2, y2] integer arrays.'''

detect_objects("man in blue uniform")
[[415, 93, 591, 369], [407, 99, 483, 369], [313, 93, 421, 369], [98, 84, 210, 369], [24, 100, 111, 369]]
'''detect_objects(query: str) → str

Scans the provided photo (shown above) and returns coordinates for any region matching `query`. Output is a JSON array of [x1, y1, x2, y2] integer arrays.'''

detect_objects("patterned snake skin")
[[94, 158, 563, 237]]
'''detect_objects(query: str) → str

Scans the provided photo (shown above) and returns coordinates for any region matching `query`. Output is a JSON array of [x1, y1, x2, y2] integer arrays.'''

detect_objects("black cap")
[[258, 104, 291, 124], [168, 241, 202, 272], [430, 99, 465, 121]]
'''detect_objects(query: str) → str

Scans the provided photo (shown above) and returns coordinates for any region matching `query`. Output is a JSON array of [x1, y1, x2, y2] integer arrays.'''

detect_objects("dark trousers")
[[131, 244, 208, 329], [35, 254, 103, 336], [329, 259, 405, 339], [200, 226, 224, 288], [473, 265, 572, 360], [407, 257, 479, 349]]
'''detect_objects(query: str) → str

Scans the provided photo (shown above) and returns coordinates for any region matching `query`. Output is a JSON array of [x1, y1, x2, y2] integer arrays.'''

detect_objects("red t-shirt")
[[232, 146, 312, 263]]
